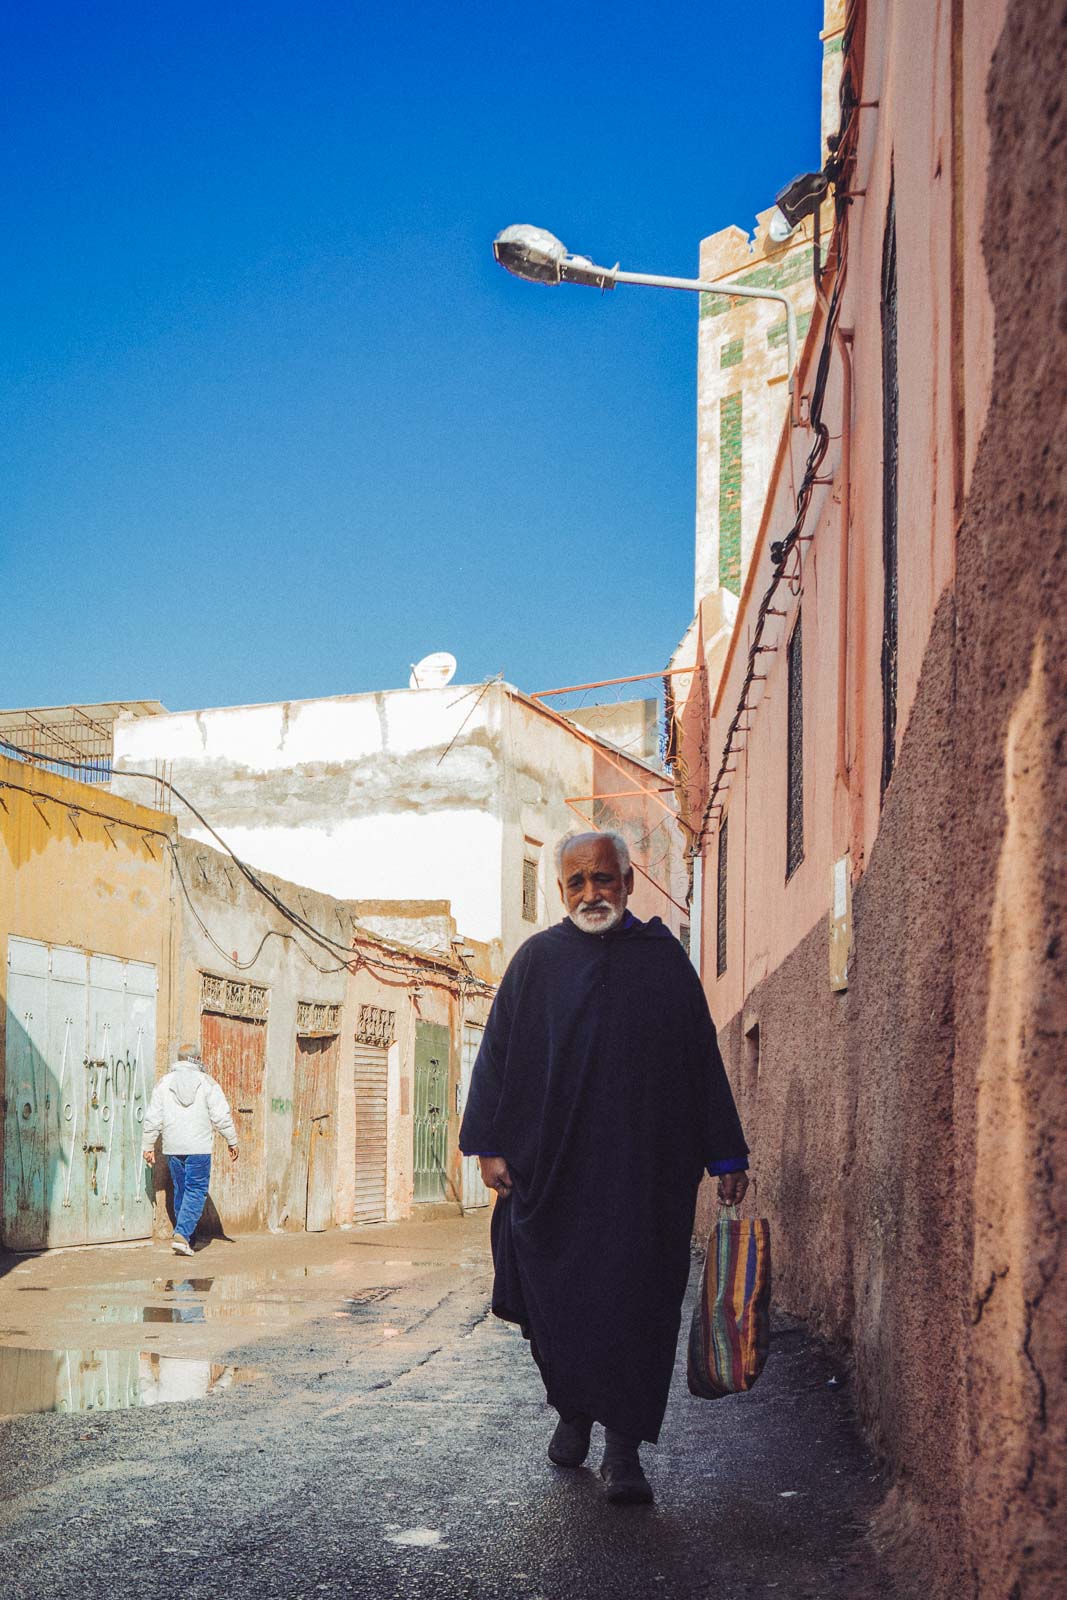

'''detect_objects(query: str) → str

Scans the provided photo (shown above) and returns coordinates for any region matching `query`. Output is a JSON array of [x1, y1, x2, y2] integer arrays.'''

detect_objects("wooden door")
[[294, 1034, 338, 1232], [353, 1043, 388, 1224], [199, 1012, 267, 1232]]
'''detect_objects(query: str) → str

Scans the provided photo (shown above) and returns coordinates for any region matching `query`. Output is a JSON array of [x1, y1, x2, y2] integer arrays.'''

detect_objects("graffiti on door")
[[2, 938, 156, 1251]]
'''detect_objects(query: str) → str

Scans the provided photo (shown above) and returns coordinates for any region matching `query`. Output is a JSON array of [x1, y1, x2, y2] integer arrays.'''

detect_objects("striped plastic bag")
[[686, 1204, 772, 1399]]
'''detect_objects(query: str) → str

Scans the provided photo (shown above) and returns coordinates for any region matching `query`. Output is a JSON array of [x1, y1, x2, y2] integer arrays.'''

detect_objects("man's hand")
[[717, 1170, 750, 1207], [143, 1149, 155, 1168], [228, 1145, 239, 1164], [478, 1156, 512, 1198]]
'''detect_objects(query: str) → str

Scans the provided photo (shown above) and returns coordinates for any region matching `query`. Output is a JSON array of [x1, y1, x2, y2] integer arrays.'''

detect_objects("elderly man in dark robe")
[[459, 830, 749, 1505]]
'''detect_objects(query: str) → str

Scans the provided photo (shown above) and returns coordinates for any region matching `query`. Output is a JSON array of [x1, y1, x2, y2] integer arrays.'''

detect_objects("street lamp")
[[493, 224, 801, 418]]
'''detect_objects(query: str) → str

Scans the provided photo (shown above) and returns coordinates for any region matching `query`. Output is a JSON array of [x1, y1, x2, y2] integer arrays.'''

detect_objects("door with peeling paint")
[[2, 937, 155, 1251], [200, 1012, 267, 1232], [413, 1021, 450, 1203], [293, 1032, 338, 1232]]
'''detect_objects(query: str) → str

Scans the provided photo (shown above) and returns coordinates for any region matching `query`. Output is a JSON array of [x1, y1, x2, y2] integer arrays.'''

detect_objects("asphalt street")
[[0, 1214, 901, 1599]]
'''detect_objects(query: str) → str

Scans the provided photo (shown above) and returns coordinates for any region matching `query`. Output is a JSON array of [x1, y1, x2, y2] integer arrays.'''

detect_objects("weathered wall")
[[501, 693, 689, 942], [0, 757, 177, 1248], [116, 682, 674, 973], [688, 1, 1066, 1594], [172, 837, 352, 1233], [114, 686, 508, 949], [698, 594, 964, 1585], [951, 2, 1067, 1588], [172, 838, 490, 1230], [0, 756, 176, 1076], [694, 212, 816, 606]]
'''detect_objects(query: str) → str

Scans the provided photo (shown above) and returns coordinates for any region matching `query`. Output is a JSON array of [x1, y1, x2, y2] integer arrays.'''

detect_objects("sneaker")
[[599, 1449, 654, 1505], [548, 1413, 593, 1469], [172, 1235, 194, 1257]]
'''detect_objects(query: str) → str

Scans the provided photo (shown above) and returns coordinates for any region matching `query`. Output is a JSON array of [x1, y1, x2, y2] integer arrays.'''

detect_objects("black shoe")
[[548, 1413, 593, 1468], [599, 1449, 654, 1505]]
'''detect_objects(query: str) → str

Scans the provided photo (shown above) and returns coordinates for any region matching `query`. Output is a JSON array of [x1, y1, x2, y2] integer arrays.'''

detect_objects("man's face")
[[558, 836, 634, 935]]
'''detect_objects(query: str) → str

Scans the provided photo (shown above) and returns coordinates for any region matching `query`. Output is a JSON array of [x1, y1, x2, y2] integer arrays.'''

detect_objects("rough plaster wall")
[[697, 596, 964, 1591], [695, 5, 1067, 1587], [175, 838, 352, 1234], [951, 5, 1067, 1590]]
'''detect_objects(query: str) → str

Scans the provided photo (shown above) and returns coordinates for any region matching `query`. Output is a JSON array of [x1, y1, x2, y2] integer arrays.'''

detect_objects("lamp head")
[[773, 170, 831, 229], [493, 224, 568, 284], [768, 207, 796, 244], [493, 225, 616, 291]]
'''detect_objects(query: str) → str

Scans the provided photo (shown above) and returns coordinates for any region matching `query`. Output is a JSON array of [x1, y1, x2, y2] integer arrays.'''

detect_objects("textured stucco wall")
[[692, 2, 1067, 1594], [951, 2, 1067, 1588]]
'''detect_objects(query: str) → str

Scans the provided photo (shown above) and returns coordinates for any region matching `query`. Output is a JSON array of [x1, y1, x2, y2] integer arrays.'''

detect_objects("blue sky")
[[3, 2, 823, 712]]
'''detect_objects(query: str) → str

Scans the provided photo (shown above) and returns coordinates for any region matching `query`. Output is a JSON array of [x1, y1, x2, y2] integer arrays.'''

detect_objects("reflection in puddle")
[[0, 1347, 260, 1418]]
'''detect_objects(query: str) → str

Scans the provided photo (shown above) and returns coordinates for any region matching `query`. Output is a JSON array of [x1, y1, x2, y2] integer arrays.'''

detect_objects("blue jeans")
[[168, 1154, 212, 1242]]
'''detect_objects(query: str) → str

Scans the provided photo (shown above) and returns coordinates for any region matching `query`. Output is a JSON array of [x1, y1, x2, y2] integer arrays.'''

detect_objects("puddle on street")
[[0, 1346, 260, 1418]]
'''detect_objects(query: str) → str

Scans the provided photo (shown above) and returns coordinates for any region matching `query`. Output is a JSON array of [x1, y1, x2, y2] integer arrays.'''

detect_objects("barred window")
[[880, 183, 899, 798], [296, 1000, 341, 1036], [522, 857, 538, 923], [355, 1004, 397, 1047], [200, 972, 269, 1019], [716, 817, 729, 977], [786, 614, 804, 879]]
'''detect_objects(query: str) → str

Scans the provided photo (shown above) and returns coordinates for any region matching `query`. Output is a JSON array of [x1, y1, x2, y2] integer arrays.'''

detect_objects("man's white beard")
[[570, 901, 625, 935]]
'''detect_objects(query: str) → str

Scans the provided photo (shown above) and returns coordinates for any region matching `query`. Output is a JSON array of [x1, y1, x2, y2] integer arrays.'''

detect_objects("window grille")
[[296, 1000, 341, 1035], [880, 184, 900, 797], [716, 817, 729, 977], [786, 614, 804, 879], [200, 972, 269, 1020], [0, 712, 113, 785], [522, 857, 538, 923], [355, 1004, 396, 1047]]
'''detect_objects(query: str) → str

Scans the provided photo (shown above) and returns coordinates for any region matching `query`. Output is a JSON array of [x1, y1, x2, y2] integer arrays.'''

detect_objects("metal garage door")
[[3, 937, 156, 1251], [353, 1043, 388, 1224], [460, 1023, 491, 1209]]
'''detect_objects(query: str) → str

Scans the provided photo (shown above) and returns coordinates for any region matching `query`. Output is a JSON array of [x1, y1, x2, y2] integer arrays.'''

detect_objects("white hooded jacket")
[[142, 1059, 238, 1156]]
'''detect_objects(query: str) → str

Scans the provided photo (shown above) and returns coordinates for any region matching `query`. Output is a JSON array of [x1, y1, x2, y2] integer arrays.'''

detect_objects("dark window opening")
[[521, 857, 538, 923], [744, 1019, 760, 1099], [881, 183, 899, 797], [787, 613, 805, 879], [716, 817, 729, 977]]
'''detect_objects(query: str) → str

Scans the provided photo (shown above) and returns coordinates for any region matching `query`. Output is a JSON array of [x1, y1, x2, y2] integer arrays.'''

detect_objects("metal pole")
[[613, 268, 798, 415]]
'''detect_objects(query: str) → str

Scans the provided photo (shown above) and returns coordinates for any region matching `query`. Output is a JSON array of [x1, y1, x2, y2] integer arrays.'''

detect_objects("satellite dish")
[[409, 651, 457, 690]]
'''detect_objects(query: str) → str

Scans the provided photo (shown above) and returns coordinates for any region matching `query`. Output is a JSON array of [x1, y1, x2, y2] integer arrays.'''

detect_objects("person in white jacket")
[[143, 1045, 239, 1256]]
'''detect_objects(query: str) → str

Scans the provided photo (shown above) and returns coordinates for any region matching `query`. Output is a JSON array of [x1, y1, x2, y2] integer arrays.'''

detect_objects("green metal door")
[[413, 1022, 449, 1203], [3, 937, 155, 1251]]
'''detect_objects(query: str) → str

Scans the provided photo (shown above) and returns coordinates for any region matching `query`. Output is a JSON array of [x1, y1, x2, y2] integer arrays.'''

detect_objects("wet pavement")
[[0, 1215, 902, 1598]]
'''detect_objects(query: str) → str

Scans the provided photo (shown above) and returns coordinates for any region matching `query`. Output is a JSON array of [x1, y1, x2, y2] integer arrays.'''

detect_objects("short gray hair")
[[554, 830, 632, 878]]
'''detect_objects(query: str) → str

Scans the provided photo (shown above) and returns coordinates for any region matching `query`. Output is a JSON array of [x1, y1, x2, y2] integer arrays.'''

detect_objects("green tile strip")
[[720, 336, 744, 369], [824, 35, 843, 55], [768, 308, 813, 350], [719, 391, 743, 595], [700, 246, 814, 319]]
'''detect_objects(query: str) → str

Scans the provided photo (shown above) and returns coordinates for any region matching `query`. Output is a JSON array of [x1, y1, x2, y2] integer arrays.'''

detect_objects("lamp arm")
[[611, 269, 798, 415]]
